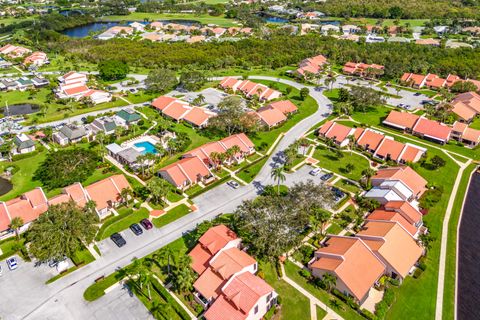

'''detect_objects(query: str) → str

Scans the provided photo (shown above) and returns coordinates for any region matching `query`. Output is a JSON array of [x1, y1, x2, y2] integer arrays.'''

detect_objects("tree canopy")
[[145, 68, 179, 93], [27, 200, 99, 262], [98, 60, 129, 81], [34, 148, 100, 189]]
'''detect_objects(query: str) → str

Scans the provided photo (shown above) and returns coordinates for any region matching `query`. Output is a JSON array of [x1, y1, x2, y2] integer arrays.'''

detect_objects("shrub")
[[299, 269, 311, 279], [413, 268, 424, 279]]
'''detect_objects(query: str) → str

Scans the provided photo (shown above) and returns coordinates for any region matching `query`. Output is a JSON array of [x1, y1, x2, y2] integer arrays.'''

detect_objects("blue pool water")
[[134, 141, 158, 155]]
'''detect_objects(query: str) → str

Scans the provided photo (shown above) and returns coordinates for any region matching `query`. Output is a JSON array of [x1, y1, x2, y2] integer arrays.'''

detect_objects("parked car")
[[6, 257, 18, 270], [110, 233, 126, 247], [130, 223, 143, 236], [227, 180, 240, 189], [320, 173, 333, 181], [309, 168, 321, 176], [331, 187, 345, 201], [48, 256, 67, 268], [140, 218, 153, 230], [414, 92, 421, 96]]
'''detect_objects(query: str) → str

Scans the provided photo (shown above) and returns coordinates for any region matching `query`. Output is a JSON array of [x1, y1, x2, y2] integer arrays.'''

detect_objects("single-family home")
[[90, 116, 117, 135], [451, 91, 480, 122], [356, 220, 423, 281], [264, 100, 298, 115], [115, 109, 142, 126], [321, 24, 340, 35], [296, 55, 328, 77], [129, 22, 145, 32], [23, 51, 48, 67], [48, 182, 89, 207], [254, 107, 287, 129], [415, 38, 440, 46], [12, 133, 35, 155], [53, 124, 92, 146], [309, 236, 386, 304], [367, 201, 423, 238]]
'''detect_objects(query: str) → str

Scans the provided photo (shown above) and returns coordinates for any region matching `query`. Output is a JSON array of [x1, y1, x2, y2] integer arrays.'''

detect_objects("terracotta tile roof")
[[452, 91, 480, 113], [412, 118, 452, 142], [64, 85, 89, 96], [194, 267, 225, 300], [310, 236, 385, 301], [210, 247, 256, 280], [367, 210, 418, 237], [47, 194, 70, 206], [190, 244, 215, 274], [266, 100, 298, 114], [199, 225, 238, 255], [399, 145, 424, 163], [219, 77, 239, 89], [452, 121, 468, 134], [162, 102, 191, 121], [84, 175, 130, 211], [356, 130, 385, 151], [374, 138, 405, 161], [151, 96, 177, 111], [318, 120, 334, 135], [5, 188, 48, 224], [416, 38, 440, 46], [322, 122, 354, 144], [297, 55, 327, 75], [353, 127, 364, 140], [0, 203, 11, 231], [383, 111, 420, 130], [160, 156, 211, 187], [384, 201, 422, 225], [357, 221, 423, 278], [255, 107, 287, 127], [183, 107, 214, 127], [220, 133, 254, 153], [372, 166, 427, 197], [461, 127, 480, 143], [205, 271, 273, 320], [445, 74, 462, 86], [452, 102, 477, 122]]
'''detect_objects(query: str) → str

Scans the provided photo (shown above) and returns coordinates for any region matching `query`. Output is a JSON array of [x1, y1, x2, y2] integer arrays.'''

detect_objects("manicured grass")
[[236, 156, 269, 183], [249, 80, 318, 150], [283, 261, 364, 320], [0, 237, 27, 260], [325, 222, 343, 235], [350, 105, 393, 127], [102, 12, 238, 27], [84, 271, 125, 301], [97, 207, 150, 240], [166, 191, 185, 203], [185, 184, 203, 197], [317, 306, 327, 320], [468, 116, 480, 130], [0, 151, 46, 201], [334, 178, 362, 194], [260, 260, 311, 320], [152, 204, 191, 228], [442, 163, 477, 320], [125, 91, 158, 104], [312, 146, 370, 181]]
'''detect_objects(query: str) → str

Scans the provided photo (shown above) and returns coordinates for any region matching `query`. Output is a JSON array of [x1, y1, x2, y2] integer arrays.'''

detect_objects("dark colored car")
[[140, 218, 153, 230], [110, 233, 126, 247], [130, 223, 143, 236], [320, 173, 333, 181], [331, 187, 345, 201]]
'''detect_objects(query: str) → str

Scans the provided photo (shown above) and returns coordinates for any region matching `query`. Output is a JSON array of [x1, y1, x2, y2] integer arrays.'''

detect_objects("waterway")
[[457, 170, 480, 320]]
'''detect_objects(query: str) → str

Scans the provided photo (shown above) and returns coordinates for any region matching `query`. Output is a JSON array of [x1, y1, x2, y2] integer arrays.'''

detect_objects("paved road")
[[0, 76, 331, 320], [332, 75, 431, 109]]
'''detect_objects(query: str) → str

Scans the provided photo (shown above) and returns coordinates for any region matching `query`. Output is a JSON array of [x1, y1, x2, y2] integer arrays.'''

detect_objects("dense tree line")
[[302, 0, 480, 19], [46, 34, 480, 79]]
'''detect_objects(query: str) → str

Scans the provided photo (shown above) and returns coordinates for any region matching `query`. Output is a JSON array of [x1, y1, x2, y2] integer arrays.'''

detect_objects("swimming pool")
[[134, 141, 158, 155]]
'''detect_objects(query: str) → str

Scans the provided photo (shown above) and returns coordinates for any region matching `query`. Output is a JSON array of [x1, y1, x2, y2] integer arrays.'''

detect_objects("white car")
[[6, 257, 18, 270], [309, 168, 321, 176], [227, 180, 240, 189]]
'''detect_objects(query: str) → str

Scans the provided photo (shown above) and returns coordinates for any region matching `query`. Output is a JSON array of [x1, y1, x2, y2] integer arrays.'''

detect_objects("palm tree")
[[96, 132, 106, 159], [158, 246, 175, 275], [271, 166, 286, 195], [347, 134, 356, 154], [229, 145, 241, 162], [120, 187, 133, 206], [297, 137, 309, 155], [209, 151, 221, 170], [361, 168, 376, 187], [137, 154, 148, 176], [9, 217, 23, 239], [322, 272, 337, 293], [146, 177, 170, 204]]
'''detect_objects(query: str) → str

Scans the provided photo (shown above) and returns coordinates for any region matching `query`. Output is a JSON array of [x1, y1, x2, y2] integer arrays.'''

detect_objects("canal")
[[457, 170, 480, 320]]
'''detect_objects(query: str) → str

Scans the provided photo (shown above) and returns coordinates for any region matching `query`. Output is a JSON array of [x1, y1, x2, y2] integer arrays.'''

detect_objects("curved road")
[[0, 76, 332, 320]]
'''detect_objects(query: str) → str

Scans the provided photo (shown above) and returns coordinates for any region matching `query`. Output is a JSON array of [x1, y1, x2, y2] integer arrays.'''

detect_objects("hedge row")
[[151, 278, 191, 320]]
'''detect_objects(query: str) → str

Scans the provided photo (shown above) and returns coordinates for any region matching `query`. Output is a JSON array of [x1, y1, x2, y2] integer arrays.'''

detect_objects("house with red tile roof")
[[219, 77, 281, 101], [183, 133, 255, 167], [415, 38, 440, 46], [356, 129, 385, 153], [309, 236, 386, 303], [159, 156, 214, 189], [0, 187, 48, 235], [264, 100, 298, 115], [296, 55, 328, 77], [373, 138, 426, 164], [451, 121, 480, 147], [48, 182, 89, 208], [152, 96, 216, 127], [56, 71, 111, 104], [84, 174, 131, 219], [412, 117, 452, 144], [23, 51, 48, 67], [367, 209, 418, 238], [356, 220, 423, 280], [189, 225, 277, 318], [369, 166, 427, 201], [254, 107, 287, 129], [182, 107, 216, 128], [152, 95, 183, 111], [0, 44, 31, 58], [451, 91, 480, 122], [342, 62, 384, 78], [317, 121, 356, 147]]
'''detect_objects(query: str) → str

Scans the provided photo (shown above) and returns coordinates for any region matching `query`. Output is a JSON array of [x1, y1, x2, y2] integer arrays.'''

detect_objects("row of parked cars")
[[309, 168, 333, 181], [110, 218, 153, 248]]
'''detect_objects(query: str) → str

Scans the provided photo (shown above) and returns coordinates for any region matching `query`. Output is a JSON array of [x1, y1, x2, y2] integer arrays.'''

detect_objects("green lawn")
[[317, 306, 327, 320], [97, 207, 150, 240], [260, 260, 311, 320], [236, 156, 268, 183], [334, 178, 362, 194], [249, 80, 319, 150], [102, 12, 238, 27], [325, 222, 343, 235], [468, 116, 480, 130], [442, 163, 478, 320], [283, 261, 364, 320], [312, 146, 370, 181], [152, 204, 191, 228]]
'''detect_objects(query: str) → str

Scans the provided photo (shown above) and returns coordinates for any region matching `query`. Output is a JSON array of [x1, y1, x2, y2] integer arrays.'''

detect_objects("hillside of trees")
[[307, 0, 480, 19], [47, 34, 480, 79]]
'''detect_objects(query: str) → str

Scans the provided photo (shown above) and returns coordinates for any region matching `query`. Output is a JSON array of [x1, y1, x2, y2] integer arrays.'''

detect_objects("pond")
[[258, 13, 289, 24], [0, 177, 12, 196], [61, 20, 201, 38], [0, 103, 40, 116]]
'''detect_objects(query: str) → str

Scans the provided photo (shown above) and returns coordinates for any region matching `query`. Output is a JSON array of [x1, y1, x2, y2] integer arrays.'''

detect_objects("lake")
[[1, 104, 40, 116]]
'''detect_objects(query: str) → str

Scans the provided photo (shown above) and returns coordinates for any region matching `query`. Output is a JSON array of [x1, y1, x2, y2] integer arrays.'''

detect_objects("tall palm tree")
[[120, 188, 133, 206], [271, 166, 286, 195], [209, 151, 221, 170], [297, 137, 309, 155], [361, 168, 376, 187], [9, 217, 24, 239], [229, 145, 241, 162], [158, 246, 175, 275]]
